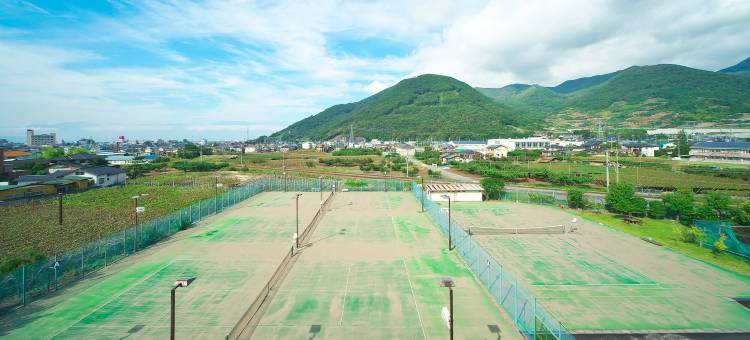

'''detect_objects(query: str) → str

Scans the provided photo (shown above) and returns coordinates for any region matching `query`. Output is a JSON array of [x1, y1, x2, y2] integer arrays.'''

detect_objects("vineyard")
[[0, 185, 219, 267], [452, 159, 750, 196]]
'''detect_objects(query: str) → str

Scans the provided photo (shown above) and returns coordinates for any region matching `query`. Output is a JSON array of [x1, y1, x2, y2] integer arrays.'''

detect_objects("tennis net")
[[468, 225, 566, 235]]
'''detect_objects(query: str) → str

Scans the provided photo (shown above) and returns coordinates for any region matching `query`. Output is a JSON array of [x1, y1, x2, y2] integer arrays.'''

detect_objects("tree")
[[671, 129, 690, 157], [647, 200, 666, 219], [177, 144, 201, 159], [480, 178, 504, 200], [663, 189, 696, 224], [67, 147, 90, 155], [606, 182, 637, 215], [699, 192, 731, 220], [40, 147, 65, 159], [567, 188, 588, 209]]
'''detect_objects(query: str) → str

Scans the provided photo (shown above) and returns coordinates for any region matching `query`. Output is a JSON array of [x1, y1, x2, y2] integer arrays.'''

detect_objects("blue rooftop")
[[693, 141, 750, 149]]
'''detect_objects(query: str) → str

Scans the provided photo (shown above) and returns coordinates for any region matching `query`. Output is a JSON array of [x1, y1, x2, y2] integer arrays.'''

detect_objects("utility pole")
[[58, 193, 64, 225], [605, 148, 610, 192], [295, 194, 302, 248], [615, 137, 620, 183]]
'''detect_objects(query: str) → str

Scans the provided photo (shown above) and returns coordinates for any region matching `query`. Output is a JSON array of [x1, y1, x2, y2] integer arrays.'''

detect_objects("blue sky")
[[1, 0, 748, 142]]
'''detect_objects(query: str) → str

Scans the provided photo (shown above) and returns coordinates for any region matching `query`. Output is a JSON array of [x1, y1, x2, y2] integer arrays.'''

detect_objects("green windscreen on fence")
[[695, 220, 750, 259], [413, 182, 574, 340]]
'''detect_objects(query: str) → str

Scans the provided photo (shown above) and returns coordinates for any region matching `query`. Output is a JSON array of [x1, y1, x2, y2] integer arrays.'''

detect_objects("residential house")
[[621, 142, 659, 157], [484, 145, 509, 159], [78, 167, 127, 187]]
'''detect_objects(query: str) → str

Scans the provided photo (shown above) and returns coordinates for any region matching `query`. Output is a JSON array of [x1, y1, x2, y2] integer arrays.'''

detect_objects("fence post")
[[533, 297, 537, 340], [21, 265, 26, 306], [514, 282, 518, 325]]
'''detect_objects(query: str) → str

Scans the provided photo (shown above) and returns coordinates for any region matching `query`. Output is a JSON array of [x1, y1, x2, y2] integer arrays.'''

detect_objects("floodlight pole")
[[296, 193, 302, 248], [420, 176, 424, 212], [170, 285, 177, 340], [449, 285, 454, 340], [442, 194, 452, 250], [215, 176, 219, 212], [448, 195, 452, 251]]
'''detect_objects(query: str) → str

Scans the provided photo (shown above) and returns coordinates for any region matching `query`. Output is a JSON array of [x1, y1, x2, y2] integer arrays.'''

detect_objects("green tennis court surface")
[[252, 192, 520, 339], [0, 192, 323, 339], [448, 201, 750, 335]]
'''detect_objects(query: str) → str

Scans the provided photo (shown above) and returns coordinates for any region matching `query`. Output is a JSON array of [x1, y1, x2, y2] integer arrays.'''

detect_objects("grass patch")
[[578, 211, 750, 277]]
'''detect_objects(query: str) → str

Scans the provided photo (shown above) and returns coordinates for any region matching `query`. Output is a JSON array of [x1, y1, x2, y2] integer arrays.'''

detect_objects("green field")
[[0, 185, 220, 263]]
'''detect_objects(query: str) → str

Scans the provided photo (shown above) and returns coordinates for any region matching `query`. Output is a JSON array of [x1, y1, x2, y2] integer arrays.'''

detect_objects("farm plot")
[[0, 192, 323, 339], [448, 201, 750, 335], [252, 192, 520, 339]]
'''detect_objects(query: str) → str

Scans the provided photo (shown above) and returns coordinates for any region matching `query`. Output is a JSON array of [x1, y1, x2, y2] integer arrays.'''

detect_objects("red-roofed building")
[[424, 183, 484, 202]]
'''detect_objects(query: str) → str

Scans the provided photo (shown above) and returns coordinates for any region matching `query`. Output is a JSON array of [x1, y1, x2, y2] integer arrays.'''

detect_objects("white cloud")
[[411, 0, 750, 86], [1, 0, 748, 140]]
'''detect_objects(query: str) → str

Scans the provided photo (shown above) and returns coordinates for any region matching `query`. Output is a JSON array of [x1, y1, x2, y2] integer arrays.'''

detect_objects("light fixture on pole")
[[441, 194, 453, 251], [439, 277, 455, 340], [171, 277, 196, 340], [419, 176, 424, 212], [132, 194, 148, 249]]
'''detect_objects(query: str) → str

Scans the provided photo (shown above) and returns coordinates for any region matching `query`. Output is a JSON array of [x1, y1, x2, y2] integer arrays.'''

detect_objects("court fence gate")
[[413, 182, 574, 340]]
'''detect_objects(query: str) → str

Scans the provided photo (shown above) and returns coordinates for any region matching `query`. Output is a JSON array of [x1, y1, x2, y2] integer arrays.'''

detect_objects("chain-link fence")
[[501, 188, 605, 209], [694, 220, 750, 259], [413, 182, 574, 340], [0, 175, 410, 312], [0, 176, 351, 312]]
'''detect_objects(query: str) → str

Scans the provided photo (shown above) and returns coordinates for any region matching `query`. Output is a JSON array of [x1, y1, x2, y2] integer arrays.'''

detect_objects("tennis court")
[[447, 201, 750, 336], [0, 192, 323, 339], [252, 192, 521, 339]]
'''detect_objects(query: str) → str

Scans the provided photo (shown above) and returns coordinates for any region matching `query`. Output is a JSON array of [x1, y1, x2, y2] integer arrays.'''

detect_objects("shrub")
[[567, 188, 587, 209], [345, 179, 367, 188], [480, 178, 505, 200], [675, 225, 705, 244], [172, 161, 228, 172], [528, 192, 556, 205], [305, 161, 316, 168], [713, 235, 727, 254], [647, 200, 666, 219]]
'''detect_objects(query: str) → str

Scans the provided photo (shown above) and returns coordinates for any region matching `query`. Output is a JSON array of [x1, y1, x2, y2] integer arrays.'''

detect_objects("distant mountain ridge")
[[477, 62, 750, 129], [271, 74, 530, 140], [274, 58, 750, 139], [720, 57, 750, 74]]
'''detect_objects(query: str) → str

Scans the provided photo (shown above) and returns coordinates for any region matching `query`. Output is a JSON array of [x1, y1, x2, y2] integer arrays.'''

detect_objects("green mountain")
[[479, 64, 750, 129], [272, 74, 530, 140], [720, 57, 750, 75]]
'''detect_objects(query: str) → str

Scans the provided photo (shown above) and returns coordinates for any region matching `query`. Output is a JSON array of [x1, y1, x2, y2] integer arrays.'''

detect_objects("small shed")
[[425, 183, 484, 202]]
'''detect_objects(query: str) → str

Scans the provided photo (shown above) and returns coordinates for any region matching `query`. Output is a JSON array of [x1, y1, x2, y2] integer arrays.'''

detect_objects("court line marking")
[[402, 257, 427, 340], [50, 259, 176, 339], [338, 264, 352, 325]]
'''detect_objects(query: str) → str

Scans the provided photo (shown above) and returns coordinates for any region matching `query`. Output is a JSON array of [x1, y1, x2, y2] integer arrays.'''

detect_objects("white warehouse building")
[[425, 183, 484, 202], [488, 138, 551, 151]]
